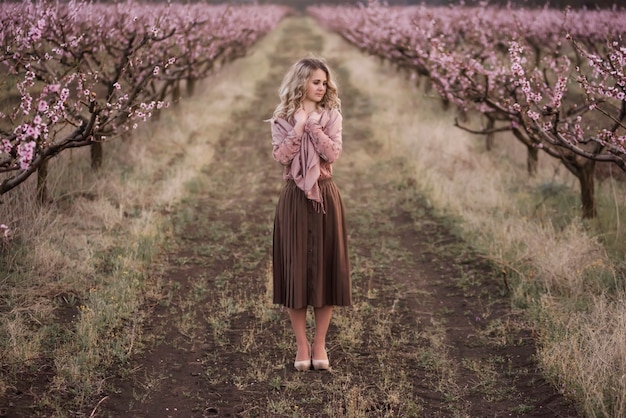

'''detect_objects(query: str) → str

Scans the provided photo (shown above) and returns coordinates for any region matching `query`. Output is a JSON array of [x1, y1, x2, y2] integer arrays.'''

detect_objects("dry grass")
[[2, 15, 623, 416], [0, 33, 274, 411], [321, 24, 626, 417]]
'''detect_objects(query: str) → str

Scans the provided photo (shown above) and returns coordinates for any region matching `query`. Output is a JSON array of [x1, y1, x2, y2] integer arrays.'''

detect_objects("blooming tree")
[[0, 1, 289, 206], [308, 2, 626, 218]]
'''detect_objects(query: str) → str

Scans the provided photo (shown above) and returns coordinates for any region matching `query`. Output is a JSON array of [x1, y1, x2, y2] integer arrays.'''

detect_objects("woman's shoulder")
[[319, 107, 340, 118], [323, 107, 342, 123]]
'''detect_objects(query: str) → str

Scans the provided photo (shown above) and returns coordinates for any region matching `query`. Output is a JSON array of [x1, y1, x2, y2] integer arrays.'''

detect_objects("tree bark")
[[172, 81, 181, 106], [186, 77, 196, 96], [37, 157, 49, 204], [91, 141, 103, 170], [526, 144, 538, 176], [578, 160, 597, 219], [424, 79, 432, 94], [441, 96, 450, 110]]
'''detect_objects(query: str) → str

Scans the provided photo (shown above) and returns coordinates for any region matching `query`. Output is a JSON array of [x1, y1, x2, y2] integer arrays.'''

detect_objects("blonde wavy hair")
[[271, 57, 341, 121]]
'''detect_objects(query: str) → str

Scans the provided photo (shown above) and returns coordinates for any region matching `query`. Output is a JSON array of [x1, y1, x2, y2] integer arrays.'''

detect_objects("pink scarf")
[[291, 130, 324, 213], [274, 115, 326, 213]]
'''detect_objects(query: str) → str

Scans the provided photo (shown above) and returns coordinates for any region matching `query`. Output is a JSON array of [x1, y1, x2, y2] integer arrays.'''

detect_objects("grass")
[[0, 155, 165, 411], [325, 21, 626, 417], [0, 37, 268, 412], [2, 14, 623, 417], [101, 17, 489, 417]]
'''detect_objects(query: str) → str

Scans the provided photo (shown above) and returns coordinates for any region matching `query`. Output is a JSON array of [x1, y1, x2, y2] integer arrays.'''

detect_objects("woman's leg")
[[312, 305, 333, 361], [287, 307, 309, 360]]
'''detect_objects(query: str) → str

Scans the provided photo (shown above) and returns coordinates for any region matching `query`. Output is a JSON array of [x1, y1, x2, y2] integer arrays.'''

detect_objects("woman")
[[270, 57, 351, 371]]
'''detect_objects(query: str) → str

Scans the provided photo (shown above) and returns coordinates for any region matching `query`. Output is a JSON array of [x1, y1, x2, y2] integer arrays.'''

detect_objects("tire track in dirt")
[[97, 17, 579, 418]]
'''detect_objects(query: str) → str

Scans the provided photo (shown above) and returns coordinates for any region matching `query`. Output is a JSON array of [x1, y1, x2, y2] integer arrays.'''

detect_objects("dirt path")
[[97, 17, 579, 418]]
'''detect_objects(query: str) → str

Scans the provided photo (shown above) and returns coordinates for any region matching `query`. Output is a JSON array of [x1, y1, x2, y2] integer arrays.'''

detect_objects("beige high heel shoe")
[[293, 344, 311, 371], [312, 347, 330, 370]]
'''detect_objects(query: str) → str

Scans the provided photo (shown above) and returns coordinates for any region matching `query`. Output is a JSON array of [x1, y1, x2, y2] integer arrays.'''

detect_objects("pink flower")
[[527, 110, 540, 121], [1, 139, 11, 153], [17, 141, 36, 170], [28, 27, 42, 42]]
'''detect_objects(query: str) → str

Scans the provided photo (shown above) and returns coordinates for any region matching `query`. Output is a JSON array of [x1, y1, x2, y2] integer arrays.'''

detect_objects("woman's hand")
[[293, 107, 307, 138]]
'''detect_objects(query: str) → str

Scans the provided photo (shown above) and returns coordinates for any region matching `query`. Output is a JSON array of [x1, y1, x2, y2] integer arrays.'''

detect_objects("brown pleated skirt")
[[273, 178, 351, 309]]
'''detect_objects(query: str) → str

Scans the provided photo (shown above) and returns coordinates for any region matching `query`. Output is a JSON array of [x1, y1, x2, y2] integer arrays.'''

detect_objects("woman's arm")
[[271, 118, 303, 166], [306, 109, 343, 163]]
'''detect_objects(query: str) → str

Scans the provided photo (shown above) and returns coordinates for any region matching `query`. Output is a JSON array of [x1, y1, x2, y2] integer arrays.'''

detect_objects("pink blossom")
[[21, 95, 32, 115], [28, 27, 42, 42], [527, 110, 540, 121], [2, 139, 11, 154], [17, 141, 36, 170]]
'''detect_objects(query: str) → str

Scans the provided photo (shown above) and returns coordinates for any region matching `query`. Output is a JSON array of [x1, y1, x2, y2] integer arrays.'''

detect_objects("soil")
[[95, 17, 580, 418], [3, 16, 582, 418]]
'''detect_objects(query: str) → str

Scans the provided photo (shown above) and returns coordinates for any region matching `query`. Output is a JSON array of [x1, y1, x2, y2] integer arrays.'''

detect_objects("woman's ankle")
[[312, 342, 327, 358]]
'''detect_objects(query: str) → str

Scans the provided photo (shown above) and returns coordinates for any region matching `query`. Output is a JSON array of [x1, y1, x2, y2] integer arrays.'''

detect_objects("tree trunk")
[[37, 158, 48, 204], [424, 79, 432, 94], [91, 141, 103, 170], [526, 144, 538, 176], [186, 77, 196, 96], [172, 81, 181, 106], [578, 160, 597, 219], [441, 96, 450, 111]]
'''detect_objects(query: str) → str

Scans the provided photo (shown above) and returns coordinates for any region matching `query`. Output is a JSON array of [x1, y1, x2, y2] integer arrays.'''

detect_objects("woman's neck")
[[302, 100, 318, 114]]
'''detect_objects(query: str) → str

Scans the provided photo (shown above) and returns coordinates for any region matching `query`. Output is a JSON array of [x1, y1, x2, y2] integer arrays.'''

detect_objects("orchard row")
[[308, 3, 626, 218], [0, 1, 290, 203]]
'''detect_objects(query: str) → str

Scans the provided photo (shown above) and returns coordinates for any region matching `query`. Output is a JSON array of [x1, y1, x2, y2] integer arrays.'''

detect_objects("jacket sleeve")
[[305, 109, 343, 163], [271, 118, 301, 166]]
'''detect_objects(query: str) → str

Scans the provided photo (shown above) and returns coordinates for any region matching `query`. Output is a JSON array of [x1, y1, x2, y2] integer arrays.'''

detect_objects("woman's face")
[[304, 68, 327, 104]]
